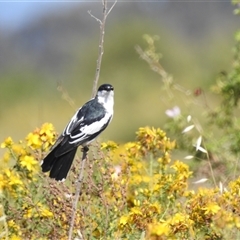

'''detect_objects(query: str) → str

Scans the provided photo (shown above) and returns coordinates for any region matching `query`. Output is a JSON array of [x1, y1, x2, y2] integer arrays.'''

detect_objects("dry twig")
[[90, 0, 117, 98]]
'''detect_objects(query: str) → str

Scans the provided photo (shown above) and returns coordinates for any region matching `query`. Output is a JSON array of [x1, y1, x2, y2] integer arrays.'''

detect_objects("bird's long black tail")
[[41, 146, 77, 181]]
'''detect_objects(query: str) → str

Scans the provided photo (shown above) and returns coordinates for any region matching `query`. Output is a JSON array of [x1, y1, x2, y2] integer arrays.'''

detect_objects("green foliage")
[[210, 26, 240, 129], [2, 125, 240, 239], [233, 0, 240, 15], [135, 4, 240, 182]]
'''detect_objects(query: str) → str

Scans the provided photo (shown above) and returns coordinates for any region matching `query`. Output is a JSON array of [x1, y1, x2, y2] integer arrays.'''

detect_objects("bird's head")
[[96, 83, 114, 107], [98, 84, 114, 92]]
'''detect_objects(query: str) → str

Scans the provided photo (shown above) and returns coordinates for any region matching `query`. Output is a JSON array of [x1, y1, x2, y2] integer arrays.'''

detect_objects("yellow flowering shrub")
[[1, 124, 240, 239], [0, 123, 62, 239]]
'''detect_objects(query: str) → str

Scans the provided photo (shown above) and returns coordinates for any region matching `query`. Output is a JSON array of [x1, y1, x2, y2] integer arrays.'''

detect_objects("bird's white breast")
[[97, 90, 114, 116]]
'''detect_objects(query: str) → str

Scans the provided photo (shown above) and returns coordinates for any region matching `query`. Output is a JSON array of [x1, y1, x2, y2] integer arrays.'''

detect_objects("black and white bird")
[[41, 84, 114, 181]]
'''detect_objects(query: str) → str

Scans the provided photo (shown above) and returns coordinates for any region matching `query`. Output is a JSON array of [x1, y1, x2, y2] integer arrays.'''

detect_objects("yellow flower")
[[23, 208, 33, 219], [119, 215, 129, 226], [35, 202, 53, 218], [40, 207, 54, 218], [26, 132, 42, 149], [148, 202, 161, 214], [2, 151, 11, 163], [148, 221, 170, 237], [142, 175, 151, 183], [234, 216, 240, 229], [168, 212, 194, 234], [169, 212, 187, 224], [101, 141, 118, 151], [12, 144, 26, 156], [8, 219, 21, 232], [19, 155, 39, 172], [1, 137, 13, 148], [125, 141, 141, 158], [42, 208, 54, 218], [203, 202, 221, 215], [4, 169, 23, 186], [39, 123, 56, 147], [10, 235, 22, 240], [171, 160, 191, 176], [133, 199, 141, 206], [40, 122, 54, 135], [130, 174, 143, 184], [8, 219, 15, 227], [0, 173, 6, 192], [9, 178, 24, 189], [130, 206, 143, 216]]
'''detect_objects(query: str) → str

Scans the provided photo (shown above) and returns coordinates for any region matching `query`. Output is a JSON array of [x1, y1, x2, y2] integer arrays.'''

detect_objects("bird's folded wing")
[[54, 101, 111, 156]]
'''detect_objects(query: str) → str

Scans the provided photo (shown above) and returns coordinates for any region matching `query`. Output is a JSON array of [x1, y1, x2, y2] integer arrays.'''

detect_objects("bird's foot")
[[82, 146, 89, 152]]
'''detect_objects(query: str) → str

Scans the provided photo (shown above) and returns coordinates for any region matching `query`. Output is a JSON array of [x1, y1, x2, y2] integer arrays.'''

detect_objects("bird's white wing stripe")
[[69, 136, 87, 144], [69, 114, 112, 144], [70, 132, 85, 139], [64, 113, 84, 135]]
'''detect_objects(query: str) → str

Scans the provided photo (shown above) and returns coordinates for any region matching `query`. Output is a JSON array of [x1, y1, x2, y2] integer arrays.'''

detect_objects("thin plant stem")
[[90, 0, 117, 98], [0, 204, 8, 240], [90, 0, 108, 98], [68, 146, 89, 240], [206, 151, 217, 187]]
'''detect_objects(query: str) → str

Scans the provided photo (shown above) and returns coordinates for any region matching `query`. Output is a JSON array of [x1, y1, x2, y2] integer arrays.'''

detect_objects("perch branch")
[[68, 146, 89, 240], [90, 0, 117, 98], [68, 1, 117, 238]]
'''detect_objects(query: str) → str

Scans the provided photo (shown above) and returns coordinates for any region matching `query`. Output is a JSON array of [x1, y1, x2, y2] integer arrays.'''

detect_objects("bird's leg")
[[82, 146, 89, 153]]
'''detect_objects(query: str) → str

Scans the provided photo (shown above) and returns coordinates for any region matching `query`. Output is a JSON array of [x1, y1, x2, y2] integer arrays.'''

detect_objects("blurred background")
[[0, 1, 239, 155]]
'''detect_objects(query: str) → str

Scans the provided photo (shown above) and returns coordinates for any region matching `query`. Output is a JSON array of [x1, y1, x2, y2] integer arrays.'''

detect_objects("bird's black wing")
[[54, 99, 111, 157]]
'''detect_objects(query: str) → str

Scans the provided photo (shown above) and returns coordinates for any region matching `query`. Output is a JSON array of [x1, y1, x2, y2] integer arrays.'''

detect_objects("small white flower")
[[196, 136, 202, 151], [197, 146, 208, 154], [187, 115, 192, 122], [218, 182, 228, 194], [64, 193, 72, 199], [114, 165, 121, 175], [182, 125, 195, 133], [219, 181, 223, 194], [193, 178, 208, 184], [165, 106, 181, 118], [111, 165, 121, 180]]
